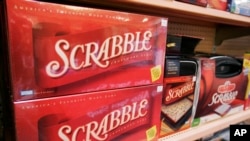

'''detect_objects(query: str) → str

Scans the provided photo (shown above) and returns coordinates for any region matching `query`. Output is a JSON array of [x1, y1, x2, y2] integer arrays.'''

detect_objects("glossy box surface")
[[5, 0, 167, 101], [160, 57, 199, 137], [13, 84, 163, 141], [192, 56, 248, 127]]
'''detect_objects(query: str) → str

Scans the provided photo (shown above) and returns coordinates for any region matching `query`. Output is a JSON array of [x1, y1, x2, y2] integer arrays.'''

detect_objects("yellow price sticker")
[[146, 125, 157, 141], [243, 59, 250, 68], [151, 65, 161, 82]]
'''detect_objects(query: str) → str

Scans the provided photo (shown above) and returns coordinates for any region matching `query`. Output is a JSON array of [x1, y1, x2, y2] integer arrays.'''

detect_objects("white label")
[[21, 90, 33, 96], [157, 85, 163, 92], [161, 19, 168, 27]]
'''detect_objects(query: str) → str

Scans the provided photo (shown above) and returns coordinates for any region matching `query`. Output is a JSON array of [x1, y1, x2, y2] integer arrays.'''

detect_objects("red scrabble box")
[[192, 56, 248, 127], [13, 84, 163, 141], [5, 0, 167, 101], [160, 56, 199, 137]]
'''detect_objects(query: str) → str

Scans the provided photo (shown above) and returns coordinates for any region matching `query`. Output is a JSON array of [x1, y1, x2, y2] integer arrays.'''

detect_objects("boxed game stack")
[[1, 0, 168, 140], [160, 34, 201, 137], [192, 55, 248, 127]]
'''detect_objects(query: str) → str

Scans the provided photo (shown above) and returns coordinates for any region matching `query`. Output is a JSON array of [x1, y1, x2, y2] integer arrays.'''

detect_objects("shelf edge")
[[159, 109, 250, 141]]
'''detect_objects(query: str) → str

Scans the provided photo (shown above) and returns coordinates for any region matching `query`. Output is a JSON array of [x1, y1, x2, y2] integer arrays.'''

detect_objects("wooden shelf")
[[60, 0, 250, 27], [126, 0, 250, 26], [159, 110, 250, 141]]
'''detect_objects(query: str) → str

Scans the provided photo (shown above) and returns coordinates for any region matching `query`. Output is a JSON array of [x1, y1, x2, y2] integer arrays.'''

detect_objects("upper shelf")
[[59, 0, 250, 27]]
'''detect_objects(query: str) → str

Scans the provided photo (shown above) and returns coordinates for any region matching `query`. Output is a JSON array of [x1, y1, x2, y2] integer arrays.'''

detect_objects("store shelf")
[[61, 0, 250, 27], [159, 109, 250, 141]]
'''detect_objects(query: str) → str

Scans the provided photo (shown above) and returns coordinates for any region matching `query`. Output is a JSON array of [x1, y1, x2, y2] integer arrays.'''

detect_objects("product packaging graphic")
[[229, 0, 250, 17], [176, 0, 208, 7], [243, 53, 250, 110], [192, 56, 248, 127], [13, 84, 163, 141], [207, 0, 228, 11], [160, 56, 199, 137], [5, 0, 167, 101]]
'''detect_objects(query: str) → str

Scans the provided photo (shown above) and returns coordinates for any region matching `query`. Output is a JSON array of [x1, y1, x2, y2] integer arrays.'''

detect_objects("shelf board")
[[59, 0, 250, 27], [159, 109, 250, 141], [126, 0, 250, 26]]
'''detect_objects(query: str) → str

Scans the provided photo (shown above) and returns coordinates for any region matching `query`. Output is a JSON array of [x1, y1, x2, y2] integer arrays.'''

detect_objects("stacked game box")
[[1, 0, 168, 140], [160, 34, 201, 137], [14, 84, 163, 141], [6, 0, 167, 101]]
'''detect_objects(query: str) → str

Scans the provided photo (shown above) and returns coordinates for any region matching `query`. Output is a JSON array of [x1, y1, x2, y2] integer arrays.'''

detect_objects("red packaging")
[[243, 53, 250, 110], [176, 0, 208, 7], [160, 57, 199, 137], [207, 0, 228, 11], [192, 56, 248, 127], [5, 0, 167, 101], [13, 84, 163, 141]]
